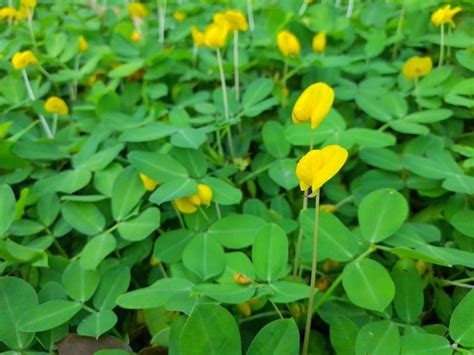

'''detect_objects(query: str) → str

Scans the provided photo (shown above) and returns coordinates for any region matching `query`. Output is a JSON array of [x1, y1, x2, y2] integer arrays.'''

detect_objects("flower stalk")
[[439, 24, 445, 67], [216, 48, 235, 158], [233, 30, 240, 102], [302, 189, 321, 355], [21, 69, 53, 138], [246, 0, 254, 32]]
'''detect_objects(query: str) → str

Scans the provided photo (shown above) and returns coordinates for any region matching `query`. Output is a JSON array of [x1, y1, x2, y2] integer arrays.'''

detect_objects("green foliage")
[[0, 0, 472, 353]]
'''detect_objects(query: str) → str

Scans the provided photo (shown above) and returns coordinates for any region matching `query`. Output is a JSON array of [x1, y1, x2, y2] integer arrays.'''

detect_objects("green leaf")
[[329, 316, 359, 355], [404, 109, 452, 123], [388, 120, 429, 135], [170, 128, 207, 149], [348, 128, 396, 148], [242, 78, 274, 108], [182, 234, 226, 280], [117, 207, 161, 241], [179, 304, 241, 355], [217, 252, 256, 283], [77, 310, 118, 339], [208, 214, 266, 249], [193, 284, 256, 304], [119, 123, 177, 142], [201, 177, 242, 206], [449, 210, 474, 238], [116, 278, 194, 309], [456, 50, 474, 71], [247, 319, 300, 355], [358, 188, 408, 243], [400, 334, 452, 355], [61, 201, 105, 236], [300, 210, 359, 262], [62, 262, 100, 302], [108, 59, 144, 78], [359, 148, 402, 172], [355, 320, 400, 355], [153, 229, 194, 263], [391, 260, 423, 324], [262, 122, 290, 159], [449, 289, 474, 347], [111, 166, 146, 221], [149, 178, 198, 205], [0, 184, 16, 238], [252, 224, 288, 282], [80, 233, 117, 270], [268, 159, 299, 190], [342, 259, 395, 312], [269, 281, 311, 303], [17, 300, 82, 332], [93, 266, 131, 310], [0, 277, 38, 350], [128, 151, 188, 183]]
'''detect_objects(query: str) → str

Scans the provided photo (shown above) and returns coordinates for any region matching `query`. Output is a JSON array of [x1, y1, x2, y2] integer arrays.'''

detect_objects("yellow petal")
[[44, 96, 69, 115], [312, 32, 326, 53], [174, 197, 198, 214], [277, 31, 300, 57], [197, 184, 213, 205], [139, 173, 158, 191], [292, 82, 335, 129], [311, 145, 348, 192], [204, 23, 229, 48]]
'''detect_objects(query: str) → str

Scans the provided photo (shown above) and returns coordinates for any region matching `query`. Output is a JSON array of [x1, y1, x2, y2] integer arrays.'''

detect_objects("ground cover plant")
[[0, 0, 473, 354]]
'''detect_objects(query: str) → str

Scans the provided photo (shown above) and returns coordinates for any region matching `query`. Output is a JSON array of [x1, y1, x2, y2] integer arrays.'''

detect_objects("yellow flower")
[[203, 23, 229, 48], [21, 0, 36, 8], [173, 11, 186, 21], [233, 273, 252, 285], [292, 82, 335, 129], [223, 10, 248, 32], [277, 30, 301, 57], [174, 184, 213, 214], [128, 2, 148, 18], [11, 50, 37, 70], [15, 7, 28, 20], [320, 204, 337, 213], [312, 32, 326, 53], [0, 7, 17, 20], [131, 30, 142, 42], [44, 97, 69, 115], [192, 27, 205, 47], [237, 302, 251, 317], [431, 4, 461, 27], [402, 56, 433, 80], [139, 173, 159, 191], [296, 145, 348, 193], [79, 36, 89, 53]]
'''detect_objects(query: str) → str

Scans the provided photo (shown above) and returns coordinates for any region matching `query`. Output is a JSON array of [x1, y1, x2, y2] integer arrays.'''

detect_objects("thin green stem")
[[158, 261, 168, 278], [27, 9, 37, 48], [270, 301, 284, 319], [302, 189, 320, 355], [233, 30, 240, 102], [216, 48, 235, 158], [199, 206, 210, 222], [52, 113, 58, 136], [173, 205, 185, 228], [246, 0, 254, 32], [438, 24, 445, 67], [215, 203, 222, 220], [21, 69, 53, 138], [237, 163, 272, 184], [292, 189, 309, 276]]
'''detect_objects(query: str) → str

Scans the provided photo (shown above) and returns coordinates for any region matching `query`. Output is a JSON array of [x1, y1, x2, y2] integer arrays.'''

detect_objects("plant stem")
[[298, 0, 308, 16], [237, 163, 272, 184], [346, 0, 354, 18], [391, 6, 405, 59], [21, 69, 53, 139], [270, 301, 284, 319], [158, 262, 168, 278], [52, 113, 58, 136], [216, 48, 235, 158], [233, 31, 240, 102], [293, 189, 309, 276], [302, 189, 320, 355], [215, 203, 222, 220], [27, 9, 37, 48], [247, 0, 254, 32], [157, 0, 166, 44], [414, 77, 420, 108], [173, 204, 185, 228], [447, 25, 452, 60], [438, 24, 445, 67], [73, 54, 81, 101]]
